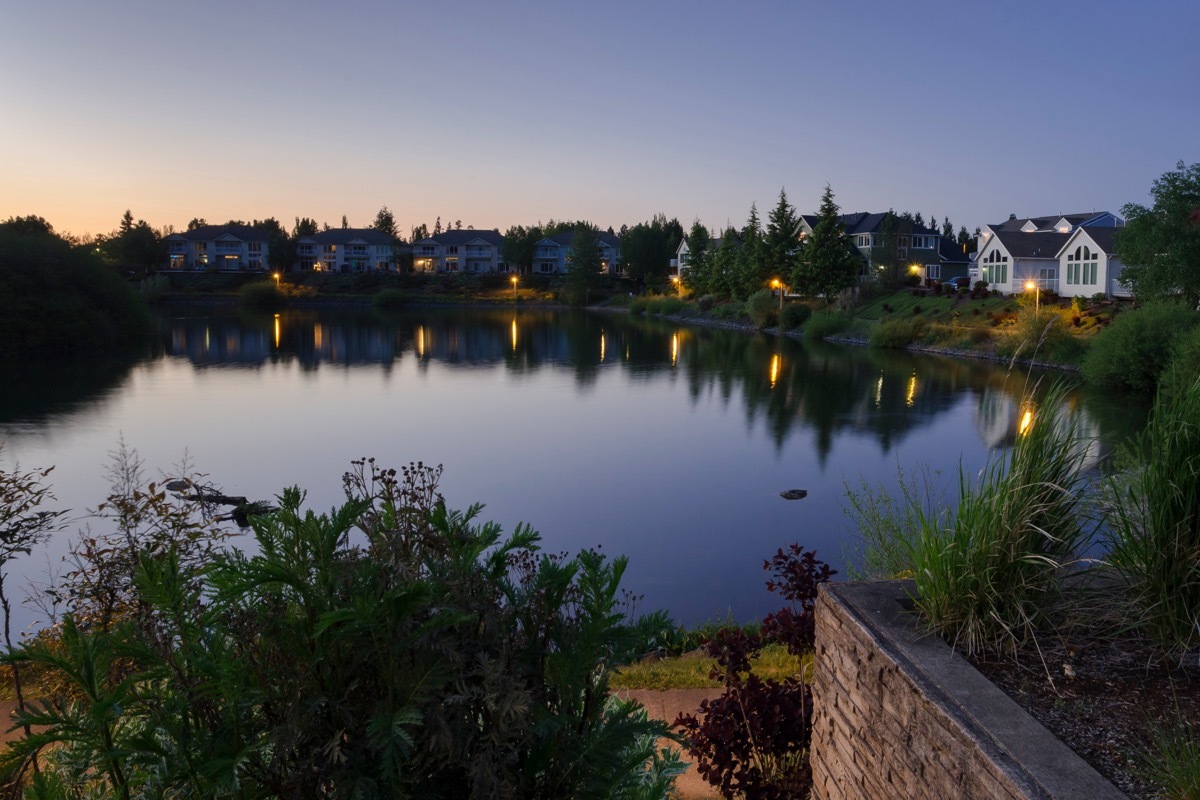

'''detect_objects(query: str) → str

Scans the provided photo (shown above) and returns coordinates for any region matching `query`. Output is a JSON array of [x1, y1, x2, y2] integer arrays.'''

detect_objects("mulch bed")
[[971, 635, 1200, 798]]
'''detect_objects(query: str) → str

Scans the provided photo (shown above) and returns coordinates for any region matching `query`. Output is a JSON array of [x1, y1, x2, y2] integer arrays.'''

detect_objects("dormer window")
[[1021, 221, 1038, 232]]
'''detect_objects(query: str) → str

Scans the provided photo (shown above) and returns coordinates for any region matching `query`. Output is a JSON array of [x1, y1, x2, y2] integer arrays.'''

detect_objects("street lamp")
[[670, 275, 681, 296], [1025, 280, 1039, 312], [272, 272, 281, 288], [771, 278, 784, 314], [510, 274, 519, 302]]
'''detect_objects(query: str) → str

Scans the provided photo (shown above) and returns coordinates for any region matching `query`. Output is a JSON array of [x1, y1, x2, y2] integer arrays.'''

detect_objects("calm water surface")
[[0, 307, 1147, 632]]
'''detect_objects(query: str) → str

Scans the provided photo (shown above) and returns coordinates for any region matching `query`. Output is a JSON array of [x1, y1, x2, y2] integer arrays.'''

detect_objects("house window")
[[912, 235, 934, 249], [447, 246, 458, 254], [981, 249, 1008, 285], [927, 264, 941, 279], [538, 262, 554, 273], [249, 242, 263, 254], [445, 258, 459, 272], [298, 244, 315, 256], [855, 234, 870, 248], [1066, 245, 1099, 286], [323, 245, 337, 255]]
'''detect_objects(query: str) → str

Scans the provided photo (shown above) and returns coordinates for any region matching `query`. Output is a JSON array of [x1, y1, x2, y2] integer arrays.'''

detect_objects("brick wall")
[[810, 581, 1127, 800]]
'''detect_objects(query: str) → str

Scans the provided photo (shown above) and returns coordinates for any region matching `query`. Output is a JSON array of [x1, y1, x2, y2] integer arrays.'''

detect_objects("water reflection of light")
[[769, 353, 780, 388], [1019, 407, 1034, 435], [874, 375, 884, 408], [600, 330, 606, 363], [671, 333, 679, 366], [511, 318, 517, 352], [273, 314, 280, 349], [905, 374, 917, 407], [416, 326, 425, 359], [314, 324, 323, 350]]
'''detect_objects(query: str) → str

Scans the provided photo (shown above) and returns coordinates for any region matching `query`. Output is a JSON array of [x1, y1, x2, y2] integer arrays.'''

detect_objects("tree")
[[502, 224, 543, 275], [292, 217, 319, 238], [1118, 161, 1200, 307], [566, 223, 603, 305], [733, 203, 767, 300], [763, 189, 800, 287], [710, 227, 741, 298], [793, 184, 861, 299], [434, 216, 443, 235], [119, 209, 134, 235], [341, 215, 349, 229], [410, 223, 429, 243], [186, 218, 207, 231], [942, 217, 954, 240], [619, 214, 683, 286], [253, 218, 291, 272], [681, 220, 711, 294], [372, 206, 398, 239]]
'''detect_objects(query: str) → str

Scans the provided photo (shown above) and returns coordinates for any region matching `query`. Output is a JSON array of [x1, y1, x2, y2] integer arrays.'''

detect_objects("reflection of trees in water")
[[0, 357, 144, 426], [153, 308, 1146, 459]]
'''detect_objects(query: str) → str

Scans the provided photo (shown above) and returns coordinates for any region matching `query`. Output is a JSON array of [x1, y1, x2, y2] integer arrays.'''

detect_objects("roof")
[[828, 212, 939, 236], [170, 224, 265, 242], [542, 229, 621, 248], [1056, 226, 1121, 258], [306, 228, 397, 246], [991, 230, 1070, 259], [990, 213, 1100, 233], [422, 229, 504, 247], [939, 238, 971, 264]]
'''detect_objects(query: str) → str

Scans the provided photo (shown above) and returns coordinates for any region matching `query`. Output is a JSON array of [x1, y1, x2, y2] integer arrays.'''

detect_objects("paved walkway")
[[614, 688, 722, 800]]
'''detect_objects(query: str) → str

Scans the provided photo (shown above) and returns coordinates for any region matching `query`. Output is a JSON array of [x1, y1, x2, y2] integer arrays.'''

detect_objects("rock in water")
[[780, 489, 808, 500]]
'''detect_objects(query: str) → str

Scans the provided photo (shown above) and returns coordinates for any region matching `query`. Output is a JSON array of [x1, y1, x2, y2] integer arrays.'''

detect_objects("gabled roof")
[[170, 224, 265, 242], [1055, 226, 1121, 259], [990, 213, 1098, 233], [991, 230, 1070, 259], [306, 228, 396, 246], [425, 229, 504, 247]]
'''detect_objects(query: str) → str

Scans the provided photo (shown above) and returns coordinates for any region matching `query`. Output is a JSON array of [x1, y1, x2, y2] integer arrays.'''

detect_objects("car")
[[944, 276, 970, 292]]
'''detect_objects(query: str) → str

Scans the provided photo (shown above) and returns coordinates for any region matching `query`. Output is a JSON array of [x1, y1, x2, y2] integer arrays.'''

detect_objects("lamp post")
[[670, 275, 681, 296], [771, 278, 783, 314], [1025, 280, 1039, 312], [272, 272, 281, 288], [510, 274, 519, 303]]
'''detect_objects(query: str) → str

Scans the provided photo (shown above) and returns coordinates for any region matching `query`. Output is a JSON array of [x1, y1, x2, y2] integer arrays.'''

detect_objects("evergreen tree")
[[433, 217, 443, 235], [942, 217, 954, 240], [913, 211, 925, 228], [187, 218, 207, 231], [410, 223, 429, 242], [565, 224, 602, 305], [341, 215, 349, 229], [764, 189, 800, 287], [293, 217, 319, 238], [252, 217, 291, 271], [681, 220, 711, 294], [733, 203, 767, 300], [793, 184, 861, 299], [711, 227, 741, 298], [371, 206, 398, 239], [119, 209, 134, 235]]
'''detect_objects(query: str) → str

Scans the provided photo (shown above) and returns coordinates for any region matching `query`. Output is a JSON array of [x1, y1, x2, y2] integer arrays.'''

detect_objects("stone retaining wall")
[[810, 581, 1128, 800]]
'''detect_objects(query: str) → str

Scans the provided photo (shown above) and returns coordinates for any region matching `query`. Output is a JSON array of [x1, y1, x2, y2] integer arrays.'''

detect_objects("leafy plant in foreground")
[[676, 545, 834, 799]]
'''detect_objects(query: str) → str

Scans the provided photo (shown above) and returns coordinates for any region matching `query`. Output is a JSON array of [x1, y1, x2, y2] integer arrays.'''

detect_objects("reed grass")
[[1106, 377, 1200, 657]]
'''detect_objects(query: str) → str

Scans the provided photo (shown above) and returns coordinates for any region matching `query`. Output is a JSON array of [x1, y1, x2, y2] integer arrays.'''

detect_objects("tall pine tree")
[[794, 185, 861, 300], [764, 189, 800, 286]]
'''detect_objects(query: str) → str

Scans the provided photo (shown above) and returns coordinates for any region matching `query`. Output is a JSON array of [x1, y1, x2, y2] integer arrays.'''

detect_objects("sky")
[[2, 0, 1197, 241]]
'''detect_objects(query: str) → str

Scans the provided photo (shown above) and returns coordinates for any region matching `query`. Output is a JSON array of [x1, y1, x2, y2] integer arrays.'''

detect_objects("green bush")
[[4, 460, 684, 798], [1081, 302, 1200, 393], [745, 289, 778, 329], [238, 280, 286, 309], [1160, 325, 1200, 403], [999, 308, 1077, 363], [803, 311, 851, 340], [628, 297, 649, 315], [697, 294, 716, 311], [372, 288, 409, 310], [869, 316, 927, 348], [779, 302, 811, 331], [647, 297, 685, 316]]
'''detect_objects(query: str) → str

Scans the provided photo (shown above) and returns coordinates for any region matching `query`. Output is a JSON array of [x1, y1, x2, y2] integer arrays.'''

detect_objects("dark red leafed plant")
[[675, 545, 835, 799]]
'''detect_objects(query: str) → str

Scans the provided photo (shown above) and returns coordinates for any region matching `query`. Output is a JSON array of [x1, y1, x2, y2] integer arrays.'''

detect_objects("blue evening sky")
[[2, 0, 1196, 239]]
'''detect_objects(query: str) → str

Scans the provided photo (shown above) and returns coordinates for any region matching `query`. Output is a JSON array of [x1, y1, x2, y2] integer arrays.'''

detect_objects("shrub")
[[1160, 326, 1200, 403], [372, 288, 409, 310], [649, 296, 685, 316], [779, 303, 811, 331], [869, 316, 927, 349], [745, 289, 779, 329], [676, 546, 834, 799], [628, 296, 649, 315], [1071, 296, 1087, 314], [912, 305, 922, 315], [1081, 301, 1200, 393], [803, 311, 851, 340], [697, 294, 716, 311], [238, 280, 286, 309], [4, 460, 684, 798], [1001, 308, 1074, 363]]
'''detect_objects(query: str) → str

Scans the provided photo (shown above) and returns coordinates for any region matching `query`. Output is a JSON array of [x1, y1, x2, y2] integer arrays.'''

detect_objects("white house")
[[975, 212, 1124, 296], [164, 225, 269, 271], [532, 230, 621, 275], [1055, 226, 1128, 298], [295, 228, 396, 273], [412, 229, 507, 273]]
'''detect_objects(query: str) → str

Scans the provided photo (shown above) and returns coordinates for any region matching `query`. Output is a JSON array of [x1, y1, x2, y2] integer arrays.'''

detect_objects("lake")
[[0, 306, 1146, 633]]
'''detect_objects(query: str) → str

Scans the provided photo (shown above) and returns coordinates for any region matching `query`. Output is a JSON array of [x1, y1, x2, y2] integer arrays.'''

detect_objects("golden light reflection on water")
[[769, 353, 780, 388], [600, 330, 606, 363], [874, 375, 884, 408], [671, 333, 679, 366], [416, 326, 425, 359], [511, 318, 517, 352], [906, 374, 918, 407], [273, 314, 280, 349], [314, 324, 323, 351]]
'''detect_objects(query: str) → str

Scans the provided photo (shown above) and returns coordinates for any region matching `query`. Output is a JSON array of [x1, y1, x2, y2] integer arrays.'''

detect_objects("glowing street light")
[[1025, 280, 1039, 312], [510, 274, 519, 302], [670, 275, 681, 296], [272, 271, 281, 288], [771, 278, 784, 314]]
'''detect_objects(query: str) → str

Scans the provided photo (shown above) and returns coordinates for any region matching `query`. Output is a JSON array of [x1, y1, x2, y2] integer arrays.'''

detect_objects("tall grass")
[[803, 310, 851, 340], [1106, 377, 1200, 657], [848, 383, 1095, 656], [1137, 713, 1200, 798]]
